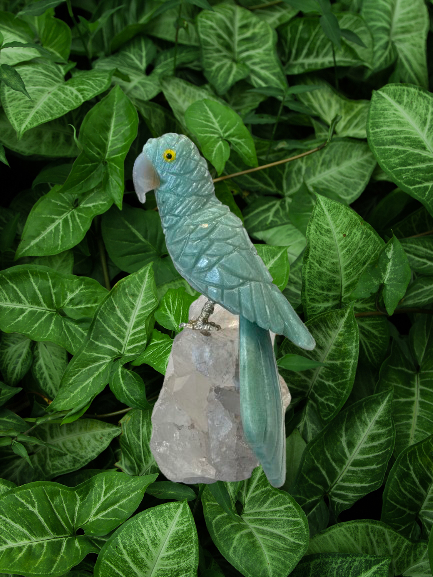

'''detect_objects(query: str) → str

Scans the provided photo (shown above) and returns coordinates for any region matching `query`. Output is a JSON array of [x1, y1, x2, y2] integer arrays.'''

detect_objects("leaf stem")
[[66, 0, 92, 63], [355, 308, 433, 318], [265, 91, 286, 163], [87, 407, 133, 418], [98, 235, 111, 291], [212, 142, 328, 183], [405, 229, 433, 239]]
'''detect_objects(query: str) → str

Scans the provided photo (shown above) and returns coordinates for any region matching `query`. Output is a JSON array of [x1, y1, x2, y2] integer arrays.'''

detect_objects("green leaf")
[[31, 341, 67, 399], [277, 353, 326, 372], [40, 15, 71, 62], [0, 408, 28, 434], [115, 409, 158, 477], [281, 13, 373, 74], [302, 195, 384, 319], [109, 361, 152, 410], [101, 204, 168, 274], [94, 502, 199, 577], [0, 62, 112, 138], [132, 329, 173, 375], [0, 12, 41, 66], [307, 519, 428, 576], [355, 299, 390, 369], [0, 482, 93, 576], [0, 144, 8, 167], [0, 109, 79, 158], [1, 419, 120, 485], [94, 36, 160, 105], [17, 0, 65, 16], [292, 390, 394, 518], [254, 245, 290, 291], [377, 318, 433, 457], [59, 86, 138, 208], [0, 381, 21, 407], [350, 235, 411, 315], [367, 84, 433, 216], [202, 467, 309, 577], [320, 12, 341, 49], [0, 265, 107, 354], [284, 140, 376, 205], [339, 28, 368, 48], [196, 4, 286, 95], [400, 236, 433, 276], [282, 428, 306, 493], [214, 181, 244, 222], [185, 99, 257, 175], [381, 434, 433, 538], [207, 481, 238, 520], [362, 0, 428, 87], [0, 64, 31, 99], [11, 440, 32, 466], [154, 288, 196, 333], [49, 263, 158, 413], [244, 197, 306, 261], [146, 481, 197, 502], [0, 478, 15, 496], [75, 471, 158, 536], [0, 332, 33, 386], [398, 276, 433, 308], [296, 76, 370, 139], [16, 186, 113, 258], [290, 553, 391, 577]]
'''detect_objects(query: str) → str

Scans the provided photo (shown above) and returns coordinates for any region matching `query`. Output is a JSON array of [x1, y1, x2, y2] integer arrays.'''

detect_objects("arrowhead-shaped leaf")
[[49, 263, 158, 412]]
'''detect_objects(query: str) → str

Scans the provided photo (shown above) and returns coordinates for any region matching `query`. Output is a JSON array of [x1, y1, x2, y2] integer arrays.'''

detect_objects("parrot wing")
[[168, 202, 315, 350]]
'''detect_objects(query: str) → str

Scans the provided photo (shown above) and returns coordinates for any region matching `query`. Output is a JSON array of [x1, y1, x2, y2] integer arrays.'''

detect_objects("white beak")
[[132, 152, 160, 203]]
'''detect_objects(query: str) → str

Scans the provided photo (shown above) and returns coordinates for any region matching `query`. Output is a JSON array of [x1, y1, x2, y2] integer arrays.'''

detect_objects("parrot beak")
[[133, 152, 160, 203]]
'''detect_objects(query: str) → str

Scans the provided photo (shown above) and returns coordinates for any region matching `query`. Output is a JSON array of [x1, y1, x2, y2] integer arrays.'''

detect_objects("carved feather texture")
[[140, 133, 315, 351]]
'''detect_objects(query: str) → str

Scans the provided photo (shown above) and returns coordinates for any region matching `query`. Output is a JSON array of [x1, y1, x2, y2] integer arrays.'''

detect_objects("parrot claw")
[[179, 298, 221, 332]]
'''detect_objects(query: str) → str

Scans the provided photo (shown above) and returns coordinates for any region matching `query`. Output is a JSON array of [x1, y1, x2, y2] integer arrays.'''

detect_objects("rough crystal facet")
[[150, 296, 291, 484]]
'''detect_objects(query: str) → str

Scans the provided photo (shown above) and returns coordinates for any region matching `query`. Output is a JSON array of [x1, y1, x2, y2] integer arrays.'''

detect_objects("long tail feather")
[[239, 315, 286, 487]]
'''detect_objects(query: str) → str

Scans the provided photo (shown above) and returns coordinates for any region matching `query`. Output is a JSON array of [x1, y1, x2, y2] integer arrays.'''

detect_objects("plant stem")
[[213, 142, 328, 183], [97, 234, 111, 291], [88, 407, 133, 419], [332, 44, 339, 91], [405, 229, 433, 239], [66, 0, 91, 63], [355, 308, 433, 318], [265, 92, 286, 163], [173, 0, 184, 75]]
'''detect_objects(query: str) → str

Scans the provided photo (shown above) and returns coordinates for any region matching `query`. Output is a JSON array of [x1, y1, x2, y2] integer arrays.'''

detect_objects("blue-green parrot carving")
[[133, 133, 315, 488]]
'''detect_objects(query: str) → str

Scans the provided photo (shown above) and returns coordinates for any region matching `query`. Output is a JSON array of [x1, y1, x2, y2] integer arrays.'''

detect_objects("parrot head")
[[133, 133, 205, 204]]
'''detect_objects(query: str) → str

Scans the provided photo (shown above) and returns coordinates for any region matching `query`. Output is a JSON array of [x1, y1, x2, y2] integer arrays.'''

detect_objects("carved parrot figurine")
[[133, 133, 315, 488]]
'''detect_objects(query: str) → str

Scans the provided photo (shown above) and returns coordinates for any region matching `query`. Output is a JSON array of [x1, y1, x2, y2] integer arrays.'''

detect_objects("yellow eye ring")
[[163, 149, 176, 162]]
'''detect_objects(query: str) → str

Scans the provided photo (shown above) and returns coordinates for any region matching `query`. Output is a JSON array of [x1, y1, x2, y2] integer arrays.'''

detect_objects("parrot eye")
[[163, 149, 176, 162]]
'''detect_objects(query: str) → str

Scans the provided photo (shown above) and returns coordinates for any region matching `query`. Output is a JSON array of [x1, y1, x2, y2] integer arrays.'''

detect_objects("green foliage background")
[[0, 0, 433, 575]]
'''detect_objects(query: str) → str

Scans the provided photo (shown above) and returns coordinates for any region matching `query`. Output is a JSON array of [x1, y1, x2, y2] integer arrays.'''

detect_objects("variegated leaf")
[[293, 391, 394, 519], [202, 467, 309, 577], [0, 265, 108, 354], [197, 4, 287, 95], [49, 263, 158, 412], [0, 332, 33, 386], [94, 502, 199, 577], [362, 0, 428, 87], [0, 62, 112, 137], [279, 306, 359, 422]]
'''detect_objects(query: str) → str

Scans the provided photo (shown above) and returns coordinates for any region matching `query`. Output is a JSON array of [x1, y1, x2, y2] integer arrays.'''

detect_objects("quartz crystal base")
[[150, 296, 291, 484]]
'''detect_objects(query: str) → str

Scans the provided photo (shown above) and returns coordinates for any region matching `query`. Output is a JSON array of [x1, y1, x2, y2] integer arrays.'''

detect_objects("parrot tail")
[[239, 315, 286, 488]]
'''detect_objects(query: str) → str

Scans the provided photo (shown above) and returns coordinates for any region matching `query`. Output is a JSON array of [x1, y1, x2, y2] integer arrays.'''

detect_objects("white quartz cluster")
[[150, 296, 291, 484]]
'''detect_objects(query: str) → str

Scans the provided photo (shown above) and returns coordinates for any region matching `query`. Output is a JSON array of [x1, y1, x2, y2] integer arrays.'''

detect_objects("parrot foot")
[[180, 299, 221, 332]]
